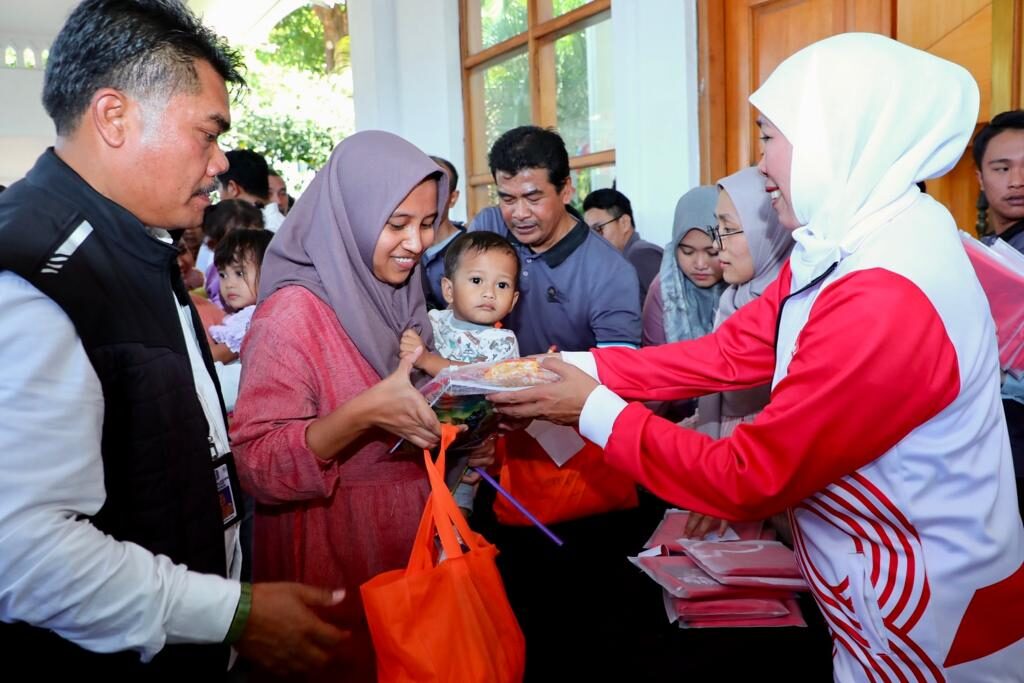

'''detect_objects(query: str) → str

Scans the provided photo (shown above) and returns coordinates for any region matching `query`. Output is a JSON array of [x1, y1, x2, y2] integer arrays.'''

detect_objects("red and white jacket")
[[578, 197, 1024, 682]]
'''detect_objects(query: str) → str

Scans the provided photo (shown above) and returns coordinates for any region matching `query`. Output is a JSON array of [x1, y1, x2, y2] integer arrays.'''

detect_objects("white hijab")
[[748, 33, 979, 289]]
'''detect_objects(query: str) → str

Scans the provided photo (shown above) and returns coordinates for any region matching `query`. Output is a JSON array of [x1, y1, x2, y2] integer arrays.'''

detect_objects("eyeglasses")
[[709, 225, 745, 250], [589, 216, 620, 235]]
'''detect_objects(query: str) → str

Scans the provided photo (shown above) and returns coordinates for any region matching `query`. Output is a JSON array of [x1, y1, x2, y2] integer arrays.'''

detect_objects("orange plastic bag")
[[493, 426, 638, 526], [361, 425, 526, 683]]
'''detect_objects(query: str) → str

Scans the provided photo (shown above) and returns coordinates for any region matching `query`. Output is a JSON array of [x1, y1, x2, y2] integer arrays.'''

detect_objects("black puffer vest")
[[0, 150, 231, 676]]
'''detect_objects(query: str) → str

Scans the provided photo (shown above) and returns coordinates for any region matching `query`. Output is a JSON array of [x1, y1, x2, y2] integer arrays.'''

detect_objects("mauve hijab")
[[257, 130, 448, 380], [658, 186, 726, 343], [696, 166, 792, 438], [713, 166, 793, 324]]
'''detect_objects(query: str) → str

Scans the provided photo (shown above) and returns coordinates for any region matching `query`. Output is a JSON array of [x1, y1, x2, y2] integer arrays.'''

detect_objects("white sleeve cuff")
[[560, 351, 598, 380], [166, 570, 241, 646], [579, 384, 628, 449]]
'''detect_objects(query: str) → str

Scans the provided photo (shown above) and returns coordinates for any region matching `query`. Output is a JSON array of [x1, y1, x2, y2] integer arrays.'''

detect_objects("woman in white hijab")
[[490, 33, 1024, 681]]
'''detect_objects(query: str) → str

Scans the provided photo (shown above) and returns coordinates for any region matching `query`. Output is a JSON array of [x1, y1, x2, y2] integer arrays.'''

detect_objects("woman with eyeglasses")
[[683, 166, 793, 540]]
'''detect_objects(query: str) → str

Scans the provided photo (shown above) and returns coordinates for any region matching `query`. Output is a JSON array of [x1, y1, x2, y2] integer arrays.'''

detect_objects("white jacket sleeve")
[[0, 272, 239, 661]]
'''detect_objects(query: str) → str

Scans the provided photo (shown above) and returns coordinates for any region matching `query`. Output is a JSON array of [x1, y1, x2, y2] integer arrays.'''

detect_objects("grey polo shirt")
[[468, 206, 641, 355], [621, 232, 663, 303]]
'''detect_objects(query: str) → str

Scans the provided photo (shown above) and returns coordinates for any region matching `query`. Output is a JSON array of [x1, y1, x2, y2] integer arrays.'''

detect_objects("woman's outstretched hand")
[[369, 346, 441, 449]]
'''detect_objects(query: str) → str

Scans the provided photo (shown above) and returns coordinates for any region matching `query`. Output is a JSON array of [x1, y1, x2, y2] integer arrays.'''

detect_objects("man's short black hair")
[[43, 0, 245, 136], [219, 149, 271, 201], [488, 125, 570, 191], [583, 188, 635, 226], [973, 110, 1024, 168], [443, 231, 520, 288], [430, 156, 459, 191]]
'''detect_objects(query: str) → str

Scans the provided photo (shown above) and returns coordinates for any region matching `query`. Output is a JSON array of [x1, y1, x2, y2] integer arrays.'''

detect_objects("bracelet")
[[224, 582, 253, 644]]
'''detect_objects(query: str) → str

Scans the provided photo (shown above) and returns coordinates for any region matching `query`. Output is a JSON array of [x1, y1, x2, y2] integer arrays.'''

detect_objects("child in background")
[[401, 231, 521, 515], [209, 229, 274, 365], [201, 199, 264, 309]]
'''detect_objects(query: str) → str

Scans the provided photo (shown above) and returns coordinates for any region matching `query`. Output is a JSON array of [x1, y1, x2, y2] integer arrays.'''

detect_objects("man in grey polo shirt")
[[469, 126, 658, 681], [469, 127, 640, 354], [583, 188, 663, 303]]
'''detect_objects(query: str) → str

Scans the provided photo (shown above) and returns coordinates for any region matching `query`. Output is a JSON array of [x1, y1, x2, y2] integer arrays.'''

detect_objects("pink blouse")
[[232, 285, 429, 681]]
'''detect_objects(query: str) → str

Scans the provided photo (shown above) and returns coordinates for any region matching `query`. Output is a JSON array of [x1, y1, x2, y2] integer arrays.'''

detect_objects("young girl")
[[642, 186, 727, 348], [209, 228, 274, 363], [200, 199, 264, 309]]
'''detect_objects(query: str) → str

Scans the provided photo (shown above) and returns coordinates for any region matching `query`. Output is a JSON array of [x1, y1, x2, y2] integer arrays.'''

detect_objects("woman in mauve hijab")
[[490, 34, 1024, 681], [232, 131, 489, 681]]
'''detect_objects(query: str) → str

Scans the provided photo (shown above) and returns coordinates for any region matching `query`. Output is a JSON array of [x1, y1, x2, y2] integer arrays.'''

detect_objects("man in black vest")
[[0, 0, 349, 677]]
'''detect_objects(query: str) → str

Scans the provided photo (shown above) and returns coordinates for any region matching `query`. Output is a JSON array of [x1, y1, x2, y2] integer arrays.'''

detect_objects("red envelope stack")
[[631, 510, 809, 629], [961, 232, 1024, 375]]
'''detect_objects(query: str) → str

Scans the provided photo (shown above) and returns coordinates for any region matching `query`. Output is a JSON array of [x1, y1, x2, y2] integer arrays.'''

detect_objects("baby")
[[401, 231, 522, 515]]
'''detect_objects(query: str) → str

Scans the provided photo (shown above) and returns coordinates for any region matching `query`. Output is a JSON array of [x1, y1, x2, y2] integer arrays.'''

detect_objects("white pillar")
[[611, 0, 700, 249], [348, 0, 468, 222]]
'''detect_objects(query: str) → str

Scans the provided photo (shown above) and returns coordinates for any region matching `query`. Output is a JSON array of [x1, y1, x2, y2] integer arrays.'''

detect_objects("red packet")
[[665, 593, 807, 629], [679, 539, 803, 578], [631, 554, 795, 600], [643, 509, 765, 551], [674, 598, 791, 620]]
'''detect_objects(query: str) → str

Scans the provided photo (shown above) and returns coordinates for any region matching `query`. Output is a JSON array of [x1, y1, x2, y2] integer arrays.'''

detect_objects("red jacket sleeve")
[[601, 268, 960, 520], [594, 265, 791, 400]]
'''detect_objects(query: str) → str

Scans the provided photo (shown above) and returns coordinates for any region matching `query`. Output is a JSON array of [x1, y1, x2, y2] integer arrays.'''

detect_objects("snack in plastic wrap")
[[411, 359, 562, 452]]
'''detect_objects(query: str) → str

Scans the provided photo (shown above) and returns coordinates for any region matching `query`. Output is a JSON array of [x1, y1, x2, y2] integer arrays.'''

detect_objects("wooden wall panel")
[[717, 0, 891, 176], [699, 0, 999, 232], [896, 0, 992, 231]]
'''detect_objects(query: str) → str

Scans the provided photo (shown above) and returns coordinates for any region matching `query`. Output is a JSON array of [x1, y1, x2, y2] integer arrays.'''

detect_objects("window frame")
[[459, 0, 615, 217]]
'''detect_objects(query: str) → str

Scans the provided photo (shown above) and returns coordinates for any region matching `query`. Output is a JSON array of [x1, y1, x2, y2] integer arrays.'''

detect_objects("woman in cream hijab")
[[490, 33, 1024, 681]]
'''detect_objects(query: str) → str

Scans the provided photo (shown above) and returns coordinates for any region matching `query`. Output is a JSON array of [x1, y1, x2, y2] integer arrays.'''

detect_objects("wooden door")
[[699, 0, 1004, 233], [897, 0, 992, 233], [699, 0, 892, 183]]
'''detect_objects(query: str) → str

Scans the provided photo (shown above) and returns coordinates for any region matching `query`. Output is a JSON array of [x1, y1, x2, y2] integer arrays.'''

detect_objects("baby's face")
[[442, 248, 519, 326]]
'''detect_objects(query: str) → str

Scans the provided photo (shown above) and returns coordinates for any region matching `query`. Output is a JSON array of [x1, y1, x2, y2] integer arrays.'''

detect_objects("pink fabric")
[[641, 275, 667, 347], [232, 285, 430, 681]]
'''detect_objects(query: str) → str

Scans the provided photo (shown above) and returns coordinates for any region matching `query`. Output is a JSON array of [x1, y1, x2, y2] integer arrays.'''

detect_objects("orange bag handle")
[[407, 424, 480, 573]]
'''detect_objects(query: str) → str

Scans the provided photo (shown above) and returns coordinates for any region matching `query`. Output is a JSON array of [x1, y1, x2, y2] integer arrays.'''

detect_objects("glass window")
[[570, 164, 615, 212], [22, 48, 35, 69], [474, 49, 531, 155], [4, 47, 17, 68], [550, 0, 591, 18], [474, 0, 527, 52], [555, 17, 614, 157]]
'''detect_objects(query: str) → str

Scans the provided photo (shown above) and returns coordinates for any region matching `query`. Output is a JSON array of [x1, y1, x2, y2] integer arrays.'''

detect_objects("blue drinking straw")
[[472, 466, 564, 546]]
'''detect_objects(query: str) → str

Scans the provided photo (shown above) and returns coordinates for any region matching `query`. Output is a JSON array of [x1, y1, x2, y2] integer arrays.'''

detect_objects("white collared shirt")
[[0, 268, 240, 661]]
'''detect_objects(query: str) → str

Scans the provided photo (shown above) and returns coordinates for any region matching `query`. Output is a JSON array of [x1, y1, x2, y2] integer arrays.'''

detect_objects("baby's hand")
[[400, 329, 425, 365]]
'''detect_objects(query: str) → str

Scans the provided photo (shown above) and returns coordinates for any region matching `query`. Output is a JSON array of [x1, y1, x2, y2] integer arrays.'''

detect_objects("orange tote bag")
[[361, 425, 526, 683], [493, 426, 638, 526]]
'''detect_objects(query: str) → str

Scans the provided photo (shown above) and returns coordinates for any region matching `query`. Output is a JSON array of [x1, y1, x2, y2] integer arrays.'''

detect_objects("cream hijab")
[[748, 33, 979, 289]]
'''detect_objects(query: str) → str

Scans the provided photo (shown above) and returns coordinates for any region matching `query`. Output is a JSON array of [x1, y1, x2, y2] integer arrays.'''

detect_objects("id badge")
[[212, 451, 242, 529]]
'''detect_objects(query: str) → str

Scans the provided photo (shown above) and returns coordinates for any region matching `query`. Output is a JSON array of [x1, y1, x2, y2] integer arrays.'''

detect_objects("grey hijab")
[[659, 186, 727, 342], [258, 130, 448, 380], [697, 166, 792, 438]]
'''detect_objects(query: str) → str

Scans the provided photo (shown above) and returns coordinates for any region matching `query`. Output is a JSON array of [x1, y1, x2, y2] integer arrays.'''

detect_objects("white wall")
[[0, 47, 57, 186], [348, 0, 468, 222], [611, 0, 701, 249], [348, 0, 701, 235]]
